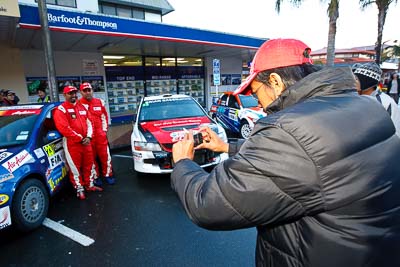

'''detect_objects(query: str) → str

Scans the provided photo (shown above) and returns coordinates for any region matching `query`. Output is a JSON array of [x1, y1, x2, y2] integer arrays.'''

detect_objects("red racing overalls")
[[80, 97, 113, 179], [54, 101, 95, 192]]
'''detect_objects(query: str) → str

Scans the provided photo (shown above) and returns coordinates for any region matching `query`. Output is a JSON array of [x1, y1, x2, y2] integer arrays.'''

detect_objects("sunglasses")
[[67, 91, 77, 95], [82, 88, 92, 92]]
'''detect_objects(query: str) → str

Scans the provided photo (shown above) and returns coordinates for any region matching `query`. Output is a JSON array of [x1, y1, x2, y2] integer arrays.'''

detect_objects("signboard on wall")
[[213, 59, 220, 86], [82, 59, 99, 76], [0, 0, 20, 18], [26, 77, 48, 103], [56, 76, 80, 94], [81, 76, 105, 92]]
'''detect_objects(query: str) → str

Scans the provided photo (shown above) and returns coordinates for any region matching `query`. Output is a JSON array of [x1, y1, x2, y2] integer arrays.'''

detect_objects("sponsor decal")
[[12, 110, 36, 115], [47, 165, 68, 192], [170, 129, 200, 142], [228, 109, 238, 121], [152, 118, 202, 127], [54, 141, 63, 151], [43, 141, 63, 158], [133, 152, 142, 161], [2, 150, 34, 173], [0, 194, 9, 205], [16, 135, 28, 141], [49, 151, 65, 169], [0, 206, 11, 229], [0, 173, 14, 183], [145, 98, 189, 104], [47, 13, 118, 30], [93, 107, 101, 111], [79, 110, 86, 115], [0, 105, 43, 110], [34, 148, 45, 159], [43, 143, 55, 157], [0, 152, 12, 162]]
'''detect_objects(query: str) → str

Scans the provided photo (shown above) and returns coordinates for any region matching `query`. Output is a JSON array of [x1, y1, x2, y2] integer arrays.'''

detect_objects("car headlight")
[[134, 141, 162, 151]]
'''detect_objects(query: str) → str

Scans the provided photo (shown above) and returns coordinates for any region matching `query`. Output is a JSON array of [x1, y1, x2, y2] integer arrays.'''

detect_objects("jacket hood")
[[266, 67, 357, 114]]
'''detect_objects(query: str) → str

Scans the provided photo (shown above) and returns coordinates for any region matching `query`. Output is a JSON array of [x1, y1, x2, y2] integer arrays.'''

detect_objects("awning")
[[7, 4, 266, 61]]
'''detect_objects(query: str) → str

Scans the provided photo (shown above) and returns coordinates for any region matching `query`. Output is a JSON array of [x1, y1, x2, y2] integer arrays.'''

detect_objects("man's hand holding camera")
[[172, 127, 229, 164]]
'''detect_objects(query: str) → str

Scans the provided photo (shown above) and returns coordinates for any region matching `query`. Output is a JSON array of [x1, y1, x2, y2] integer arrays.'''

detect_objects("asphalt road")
[[0, 147, 256, 267]]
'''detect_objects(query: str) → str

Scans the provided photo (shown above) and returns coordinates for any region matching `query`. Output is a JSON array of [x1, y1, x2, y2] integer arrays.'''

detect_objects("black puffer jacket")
[[171, 67, 400, 267]]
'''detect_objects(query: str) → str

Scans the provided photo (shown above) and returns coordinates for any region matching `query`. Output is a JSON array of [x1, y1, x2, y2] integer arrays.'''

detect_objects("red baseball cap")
[[233, 38, 313, 95], [79, 82, 92, 91], [63, 85, 78, 94]]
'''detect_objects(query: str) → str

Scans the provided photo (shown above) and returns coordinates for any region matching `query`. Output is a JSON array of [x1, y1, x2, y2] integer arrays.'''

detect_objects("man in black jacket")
[[171, 39, 400, 267]]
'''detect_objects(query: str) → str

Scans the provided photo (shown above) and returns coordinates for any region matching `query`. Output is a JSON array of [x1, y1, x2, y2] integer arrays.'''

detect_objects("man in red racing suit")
[[79, 82, 115, 186], [54, 85, 103, 200]]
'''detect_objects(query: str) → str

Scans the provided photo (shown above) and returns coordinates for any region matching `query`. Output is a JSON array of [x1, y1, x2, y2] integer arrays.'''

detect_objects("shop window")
[[101, 4, 117, 16], [117, 6, 132, 18], [132, 8, 145, 20], [35, 0, 76, 8], [105, 65, 145, 119], [177, 58, 203, 67], [145, 57, 161, 66], [162, 58, 176, 67], [145, 11, 161, 22], [177, 59, 205, 106]]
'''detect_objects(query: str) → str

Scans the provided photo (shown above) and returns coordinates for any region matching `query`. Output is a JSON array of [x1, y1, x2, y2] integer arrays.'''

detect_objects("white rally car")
[[131, 94, 228, 174]]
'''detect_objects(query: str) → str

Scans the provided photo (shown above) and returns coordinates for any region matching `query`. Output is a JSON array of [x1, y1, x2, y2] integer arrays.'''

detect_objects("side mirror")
[[46, 130, 62, 143]]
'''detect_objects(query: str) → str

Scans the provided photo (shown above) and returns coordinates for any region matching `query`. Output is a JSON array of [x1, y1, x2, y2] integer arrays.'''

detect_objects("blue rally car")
[[0, 103, 68, 232]]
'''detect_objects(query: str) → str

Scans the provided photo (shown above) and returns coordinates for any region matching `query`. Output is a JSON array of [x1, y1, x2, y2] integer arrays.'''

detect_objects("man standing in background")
[[37, 88, 51, 103], [352, 62, 400, 137], [79, 82, 115, 186], [0, 89, 6, 106], [387, 72, 400, 104]]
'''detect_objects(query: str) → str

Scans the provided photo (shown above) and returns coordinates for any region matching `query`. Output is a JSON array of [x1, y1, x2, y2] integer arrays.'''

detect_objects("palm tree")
[[359, 0, 398, 64], [275, 0, 339, 67]]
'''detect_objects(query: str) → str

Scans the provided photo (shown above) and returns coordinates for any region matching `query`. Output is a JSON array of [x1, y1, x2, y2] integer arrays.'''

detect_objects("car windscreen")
[[239, 94, 259, 108], [0, 114, 39, 148], [139, 98, 207, 122]]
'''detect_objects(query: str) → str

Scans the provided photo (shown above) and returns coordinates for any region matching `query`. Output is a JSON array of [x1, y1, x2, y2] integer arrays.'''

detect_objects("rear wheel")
[[240, 121, 252, 139], [12, 179, 49, 232]]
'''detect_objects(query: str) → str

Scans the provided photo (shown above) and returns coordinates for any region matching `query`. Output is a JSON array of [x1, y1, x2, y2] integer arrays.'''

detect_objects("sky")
[[163, 0, 400, 51]]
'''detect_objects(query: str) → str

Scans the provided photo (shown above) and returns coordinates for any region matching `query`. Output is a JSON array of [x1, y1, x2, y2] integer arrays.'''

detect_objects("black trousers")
[[389, 93, 399, 104]]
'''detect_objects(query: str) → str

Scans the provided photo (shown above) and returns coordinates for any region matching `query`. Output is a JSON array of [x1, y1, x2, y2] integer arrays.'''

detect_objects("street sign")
[[213, 59, 220, 86]]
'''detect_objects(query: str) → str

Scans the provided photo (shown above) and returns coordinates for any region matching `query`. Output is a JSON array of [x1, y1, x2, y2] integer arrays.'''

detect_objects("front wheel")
[[240, 121, 252, 139], [12, 179, 49, 232]]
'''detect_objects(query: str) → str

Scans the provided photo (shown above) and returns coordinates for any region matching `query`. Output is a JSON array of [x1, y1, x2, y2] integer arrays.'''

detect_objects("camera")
[[193, 132, 203, 147]]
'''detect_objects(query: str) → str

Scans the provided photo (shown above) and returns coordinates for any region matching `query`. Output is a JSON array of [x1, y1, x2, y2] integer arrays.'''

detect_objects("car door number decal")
[[228, 109, 238, 121], [43, 144, 55, 157]]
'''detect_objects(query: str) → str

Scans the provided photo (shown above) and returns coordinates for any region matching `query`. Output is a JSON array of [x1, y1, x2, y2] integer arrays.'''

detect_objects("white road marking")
[[112, 154, 132, 158], [42, 218, 95, 247]]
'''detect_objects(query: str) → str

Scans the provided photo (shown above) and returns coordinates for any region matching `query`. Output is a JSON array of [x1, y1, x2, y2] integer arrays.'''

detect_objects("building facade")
[[0, 0, 266, 125]]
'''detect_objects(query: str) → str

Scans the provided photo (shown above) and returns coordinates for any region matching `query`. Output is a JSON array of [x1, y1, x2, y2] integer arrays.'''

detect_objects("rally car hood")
[[140, 116, 212, 145], [241, 106, 267, 118], [247, 106, 264, 112]]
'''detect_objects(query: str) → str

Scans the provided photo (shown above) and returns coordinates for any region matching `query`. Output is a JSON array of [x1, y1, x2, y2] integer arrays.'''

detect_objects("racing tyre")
[[12, 179, 49, 232], [240, 121, 252, 139]]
